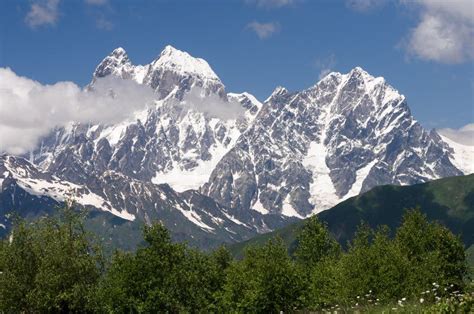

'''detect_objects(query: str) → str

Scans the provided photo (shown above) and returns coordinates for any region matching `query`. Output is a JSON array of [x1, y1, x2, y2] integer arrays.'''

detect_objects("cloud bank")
[[0, 68, 155, 155], [438, 124, 474, 146], [246, 21, 280, 39]]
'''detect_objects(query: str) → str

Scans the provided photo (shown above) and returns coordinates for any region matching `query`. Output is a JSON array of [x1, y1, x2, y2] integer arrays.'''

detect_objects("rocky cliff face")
[[202, 67, 461, 217], [32, 46, 262, 192], [0, 154, 291, 248], [1, 46, 467, 249]]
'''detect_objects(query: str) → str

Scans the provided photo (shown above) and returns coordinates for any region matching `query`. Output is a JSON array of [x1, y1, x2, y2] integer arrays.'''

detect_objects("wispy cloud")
[[314, 54, 337, 80], [0, 68, 155, 155], [85, 0, 115, 31], [96, 16, 114, 30], [85, 0, 108, 5], [438, 123, 474, 146], [346, 0, 387, 12], [181, 87, 245, 120], [25, 0, 60, 28], [246, 21, 280, 39], [246, 0, 296, 9]]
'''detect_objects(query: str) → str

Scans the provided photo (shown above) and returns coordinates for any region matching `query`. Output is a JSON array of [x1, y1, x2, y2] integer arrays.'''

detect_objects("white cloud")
[[85, 0, 108, 5], [346, 0, 387, 12], [438, 123, 474, 146], [314, 54, 337, 80], [25, 0, 60, 28], [246, 21, 280, 39], [404, 0, 474, 64], [181, 87, 245, 120], [96, 16, 114, 30], [347, 0, 474, 64], [246, 0, 295, 8], [0, 68, 155, 155]]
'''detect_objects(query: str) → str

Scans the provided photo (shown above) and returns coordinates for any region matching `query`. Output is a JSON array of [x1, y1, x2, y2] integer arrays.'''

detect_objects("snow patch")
[[303, 141, 340, 214], [252, 197, 269, 215], [281, 195, 303, 218], [152, 119, 241, 192], [178, 202, 214, 231], [344, 159, 378, 198]]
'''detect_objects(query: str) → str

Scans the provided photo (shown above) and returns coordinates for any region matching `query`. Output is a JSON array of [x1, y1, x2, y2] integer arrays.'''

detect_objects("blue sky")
[[1, 0, 473, 129]]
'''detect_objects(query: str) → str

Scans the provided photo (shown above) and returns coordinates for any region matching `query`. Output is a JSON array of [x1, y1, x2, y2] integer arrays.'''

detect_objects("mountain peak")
[[106, 47, 130, 64], [93, 47, 132, 78], [160, 45, 179, 56], [266, 86, 289, 102], [348, 66, 374, 81], [152, 45, 220, 81], [272, 86, 288, 96], [111, 47, 127, 57]]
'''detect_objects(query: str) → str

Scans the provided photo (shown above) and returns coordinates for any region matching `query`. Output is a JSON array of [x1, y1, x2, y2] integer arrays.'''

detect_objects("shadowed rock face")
[[5, 47, 465, 249]]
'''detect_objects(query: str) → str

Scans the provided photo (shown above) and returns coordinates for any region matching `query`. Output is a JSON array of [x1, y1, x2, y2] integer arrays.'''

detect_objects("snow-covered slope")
[[439, 134, 474, 175], [32, 46, 263, 192], [0, 154, 291, 248], [203, 67, 462, 216], [0, 155, 134, 220]]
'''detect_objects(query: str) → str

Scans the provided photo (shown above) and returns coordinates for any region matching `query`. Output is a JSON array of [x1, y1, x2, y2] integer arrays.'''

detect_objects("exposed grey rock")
[[3, 47, 466, 248]]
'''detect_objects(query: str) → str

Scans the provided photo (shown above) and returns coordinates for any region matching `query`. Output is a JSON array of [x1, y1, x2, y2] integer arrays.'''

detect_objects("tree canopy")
[[0, 207, 470, 313]]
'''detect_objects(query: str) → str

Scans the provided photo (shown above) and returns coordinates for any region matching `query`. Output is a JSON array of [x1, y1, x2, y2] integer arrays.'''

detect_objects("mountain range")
[[1, 45, 472, 249]]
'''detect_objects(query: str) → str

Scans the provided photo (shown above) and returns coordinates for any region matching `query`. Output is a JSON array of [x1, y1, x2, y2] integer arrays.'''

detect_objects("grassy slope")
[[230, 174, 474, 258]]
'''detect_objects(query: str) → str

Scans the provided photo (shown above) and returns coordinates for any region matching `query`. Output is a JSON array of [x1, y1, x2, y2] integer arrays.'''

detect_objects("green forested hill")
[[230, 174, 474, 258]]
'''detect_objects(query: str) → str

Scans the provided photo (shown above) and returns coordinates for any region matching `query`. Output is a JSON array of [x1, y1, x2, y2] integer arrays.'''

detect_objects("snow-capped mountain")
[[438, 134, 474, 175], [0, 45, 469, 249], [33, 46, 262, 191], [93, 45, 225, 99], [0, 154, 290, 248], [203, 67, 462, 217]]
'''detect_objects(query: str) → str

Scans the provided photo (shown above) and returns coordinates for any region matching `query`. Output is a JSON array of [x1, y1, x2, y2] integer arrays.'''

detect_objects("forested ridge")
[[0, 205, 472, 313]]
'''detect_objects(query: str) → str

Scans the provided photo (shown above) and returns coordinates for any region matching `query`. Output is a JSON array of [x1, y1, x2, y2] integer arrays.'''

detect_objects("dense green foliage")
[[231, 174, 474, 258], [0, 206, 471, 313], [0, 206, 103, 312]]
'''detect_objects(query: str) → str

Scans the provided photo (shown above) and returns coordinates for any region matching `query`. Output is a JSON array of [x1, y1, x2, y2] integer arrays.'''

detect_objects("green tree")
[[97, 223, 222, 312], [221, 238, 305, 313], [294, 215, 340, 267], [337, 224, 410, 304], [0, 219, 38, 311], [0, 205, 103, 312], [293, 215, 341, 309], [307, 256, 343, 310], [395, 208, 468, 294]]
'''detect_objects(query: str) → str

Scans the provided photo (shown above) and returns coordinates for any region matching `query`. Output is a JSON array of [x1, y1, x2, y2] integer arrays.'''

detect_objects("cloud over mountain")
[[438, 124, 474, 146], [0, 68, 155, 154]]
